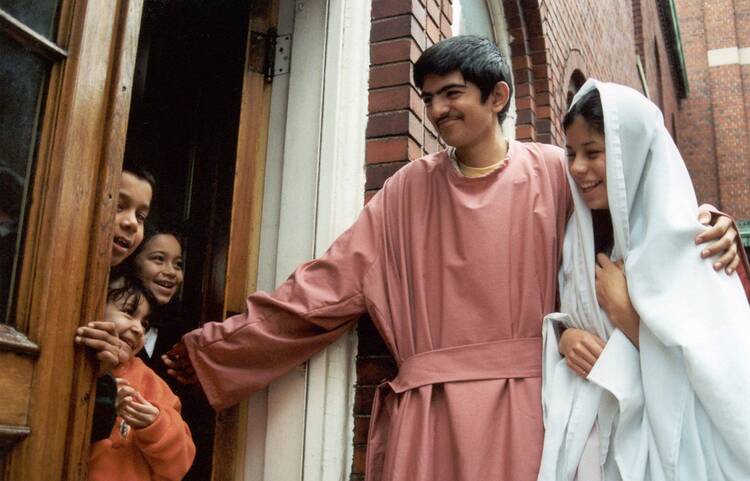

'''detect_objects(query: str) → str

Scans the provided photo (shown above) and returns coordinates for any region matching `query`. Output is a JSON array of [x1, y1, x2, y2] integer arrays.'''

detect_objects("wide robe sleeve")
[[183, 188, 385, 410]]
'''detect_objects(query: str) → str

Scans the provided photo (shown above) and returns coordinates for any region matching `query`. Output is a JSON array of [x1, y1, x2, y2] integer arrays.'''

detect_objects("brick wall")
[[676, 0, 750, 217]]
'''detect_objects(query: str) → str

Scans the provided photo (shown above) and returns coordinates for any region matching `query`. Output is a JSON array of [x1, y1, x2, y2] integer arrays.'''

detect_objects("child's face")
[[135, 234, 184, 304], [104, 292, 150, 362], [565, 116, 608, 209], [420, 70, 507, 150], [111, 172, 152, 267]]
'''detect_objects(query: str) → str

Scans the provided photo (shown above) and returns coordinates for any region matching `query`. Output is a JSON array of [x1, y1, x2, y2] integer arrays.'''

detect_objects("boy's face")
[[420, 71, 506, 149], [104, 293, 149, 362], [111, 172, 152, 267]]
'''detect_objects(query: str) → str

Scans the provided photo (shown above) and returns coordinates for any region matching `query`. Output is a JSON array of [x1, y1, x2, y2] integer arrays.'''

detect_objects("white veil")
[[538, 79, 750, 481]]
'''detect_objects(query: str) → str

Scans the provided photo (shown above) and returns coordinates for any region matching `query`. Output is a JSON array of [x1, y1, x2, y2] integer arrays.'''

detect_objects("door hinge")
[[248, 29, 291, 82]]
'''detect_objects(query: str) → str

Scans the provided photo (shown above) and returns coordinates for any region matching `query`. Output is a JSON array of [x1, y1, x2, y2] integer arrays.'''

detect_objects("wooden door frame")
[[212, 1, 280, 480], [2, 0, 145, 479]]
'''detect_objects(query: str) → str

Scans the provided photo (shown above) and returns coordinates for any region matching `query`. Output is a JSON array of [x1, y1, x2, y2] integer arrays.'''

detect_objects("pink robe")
[[183, 140, 571, 481]]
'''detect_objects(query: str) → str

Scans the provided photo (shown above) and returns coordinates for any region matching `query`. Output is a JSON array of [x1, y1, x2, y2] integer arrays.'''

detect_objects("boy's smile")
[[105, 293, 150, 361], [420, 70, 509, 165]]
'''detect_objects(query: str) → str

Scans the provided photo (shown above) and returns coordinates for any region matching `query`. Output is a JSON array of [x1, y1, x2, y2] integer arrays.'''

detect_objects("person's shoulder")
[[514, 140, 565, 163], [375, 150, 449, 195]]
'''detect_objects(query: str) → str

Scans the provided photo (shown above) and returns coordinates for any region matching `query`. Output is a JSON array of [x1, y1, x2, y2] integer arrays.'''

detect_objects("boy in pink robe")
[[164, 36, 739, 480]]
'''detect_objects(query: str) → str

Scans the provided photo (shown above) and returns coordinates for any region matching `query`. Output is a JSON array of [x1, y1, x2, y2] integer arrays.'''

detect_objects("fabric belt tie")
[[365, 337, 542, 480]]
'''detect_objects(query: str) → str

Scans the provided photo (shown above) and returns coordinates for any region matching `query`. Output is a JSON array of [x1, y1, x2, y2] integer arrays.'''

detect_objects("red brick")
[[371, 15, 408, 42], [371, 38, 415, 65], [426, 0, 441, 24], [369, 62, 412, 89], [366, 136, 417, 164], [365, 161, 408, 190]]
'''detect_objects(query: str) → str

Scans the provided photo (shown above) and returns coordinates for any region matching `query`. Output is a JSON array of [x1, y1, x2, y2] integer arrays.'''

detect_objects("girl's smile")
[[565, 116, 609, 210]]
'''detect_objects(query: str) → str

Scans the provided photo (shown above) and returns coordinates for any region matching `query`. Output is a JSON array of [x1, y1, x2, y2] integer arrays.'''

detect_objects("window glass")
[[451, 0, 494, 38], [0, 34, 51, 323], [0, 0, 61, 39]]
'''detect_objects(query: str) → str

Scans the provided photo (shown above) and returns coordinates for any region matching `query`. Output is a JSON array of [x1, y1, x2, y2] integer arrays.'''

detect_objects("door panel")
[[0, 1, 144, 479]]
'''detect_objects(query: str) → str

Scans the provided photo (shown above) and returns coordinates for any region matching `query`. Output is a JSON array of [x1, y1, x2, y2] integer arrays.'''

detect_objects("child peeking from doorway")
[[80, 276, 195, 481]]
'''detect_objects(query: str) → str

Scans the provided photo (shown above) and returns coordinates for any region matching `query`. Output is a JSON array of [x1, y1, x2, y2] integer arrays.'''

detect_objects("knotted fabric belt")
[[365, 337, 543, 480]]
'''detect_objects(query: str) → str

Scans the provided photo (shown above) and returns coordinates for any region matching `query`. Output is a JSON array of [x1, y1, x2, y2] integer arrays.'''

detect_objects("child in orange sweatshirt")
[[82, 278, 195, 481]]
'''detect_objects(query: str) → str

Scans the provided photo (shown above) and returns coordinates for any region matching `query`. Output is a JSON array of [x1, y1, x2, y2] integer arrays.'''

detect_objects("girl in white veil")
[[537, 79, 750, 481]]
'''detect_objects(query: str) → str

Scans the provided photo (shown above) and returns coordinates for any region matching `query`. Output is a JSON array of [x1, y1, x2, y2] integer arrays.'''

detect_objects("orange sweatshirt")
[[88, 357, 195, 481]]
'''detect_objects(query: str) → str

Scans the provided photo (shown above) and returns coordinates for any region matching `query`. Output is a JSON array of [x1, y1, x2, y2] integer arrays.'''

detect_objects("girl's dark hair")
[[107, 275, 156, 317], [414, 35, 514, 124], [563, 88, 604, 135], [126, 223, 185, 267], [564, 88, 613, 252]]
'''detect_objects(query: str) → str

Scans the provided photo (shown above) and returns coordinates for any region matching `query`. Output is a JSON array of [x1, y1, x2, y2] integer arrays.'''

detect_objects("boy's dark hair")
[[563, 89, 604, 135], [107, 275, 156, 320], [413, 35, 514, 124], [122, 163, 157, 193]]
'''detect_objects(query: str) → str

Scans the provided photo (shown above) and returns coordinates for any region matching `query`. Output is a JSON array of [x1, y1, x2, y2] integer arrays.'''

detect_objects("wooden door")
[[0, 1, 144, 480], [118, 0, 280, 479]]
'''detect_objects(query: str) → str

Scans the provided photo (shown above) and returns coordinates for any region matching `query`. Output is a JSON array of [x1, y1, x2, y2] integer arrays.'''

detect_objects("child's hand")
[[558, 328, 606, 378], [75, 321, 125, 376], [117, 380, 159, 429], [162, 340, 198, 385]]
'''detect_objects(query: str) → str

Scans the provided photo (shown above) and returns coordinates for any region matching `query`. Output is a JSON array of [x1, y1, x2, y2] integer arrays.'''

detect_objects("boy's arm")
[[133, 392, 195, 481], [165, 186, 388, 410]]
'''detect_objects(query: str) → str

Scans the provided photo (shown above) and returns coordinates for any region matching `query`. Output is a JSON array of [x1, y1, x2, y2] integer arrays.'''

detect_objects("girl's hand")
[[558, 328, 606, 378], [117, 386, 159, 429], [595, 254, 640, 347], [74, 321, 124, 376]]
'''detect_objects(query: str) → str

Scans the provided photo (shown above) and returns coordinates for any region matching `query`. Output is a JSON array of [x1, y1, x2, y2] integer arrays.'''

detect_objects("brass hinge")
[[248, 29, 291, 82]]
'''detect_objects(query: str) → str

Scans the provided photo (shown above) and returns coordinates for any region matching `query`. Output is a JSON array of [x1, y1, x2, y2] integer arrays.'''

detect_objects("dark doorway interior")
[[124, 0, 251, 479]]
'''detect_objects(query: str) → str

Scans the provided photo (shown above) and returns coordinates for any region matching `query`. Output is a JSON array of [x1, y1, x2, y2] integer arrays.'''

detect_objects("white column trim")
[[707, 46, 750, 66], [244, 0, 369, 479], [302, 0, 370, 479]]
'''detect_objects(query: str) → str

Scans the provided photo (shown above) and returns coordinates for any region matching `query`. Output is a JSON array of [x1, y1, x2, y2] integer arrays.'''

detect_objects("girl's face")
[[104, 292, 149, 362], [134, 234, 184, 305], [565, 115, 608, 209]]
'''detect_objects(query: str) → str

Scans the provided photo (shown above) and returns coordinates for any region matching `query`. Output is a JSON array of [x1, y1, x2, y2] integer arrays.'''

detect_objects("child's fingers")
[[86, 321, 118, 335], [115, 377, 130, 388]]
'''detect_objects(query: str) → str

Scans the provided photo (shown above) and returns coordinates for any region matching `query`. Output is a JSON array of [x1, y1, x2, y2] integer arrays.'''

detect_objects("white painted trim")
[[302, 0, 370, 478], [708, 47, 740, 66], [244, 0, 369, 479], [707, 46, 750, 66], [484, 0, 516, 140]]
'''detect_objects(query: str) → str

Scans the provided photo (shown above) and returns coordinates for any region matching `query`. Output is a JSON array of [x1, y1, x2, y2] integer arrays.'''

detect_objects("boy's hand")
[[162, 340, 198, 385], [75, 321, 124, 376], [117, 380, 159, 429], [558, 328, 606, 378], [696, 206, 740, 274]]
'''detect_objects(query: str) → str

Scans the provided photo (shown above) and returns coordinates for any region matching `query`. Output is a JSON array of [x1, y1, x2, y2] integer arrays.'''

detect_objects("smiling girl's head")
[[563, 89, 608, 210], [129, 227, 185, 305]]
